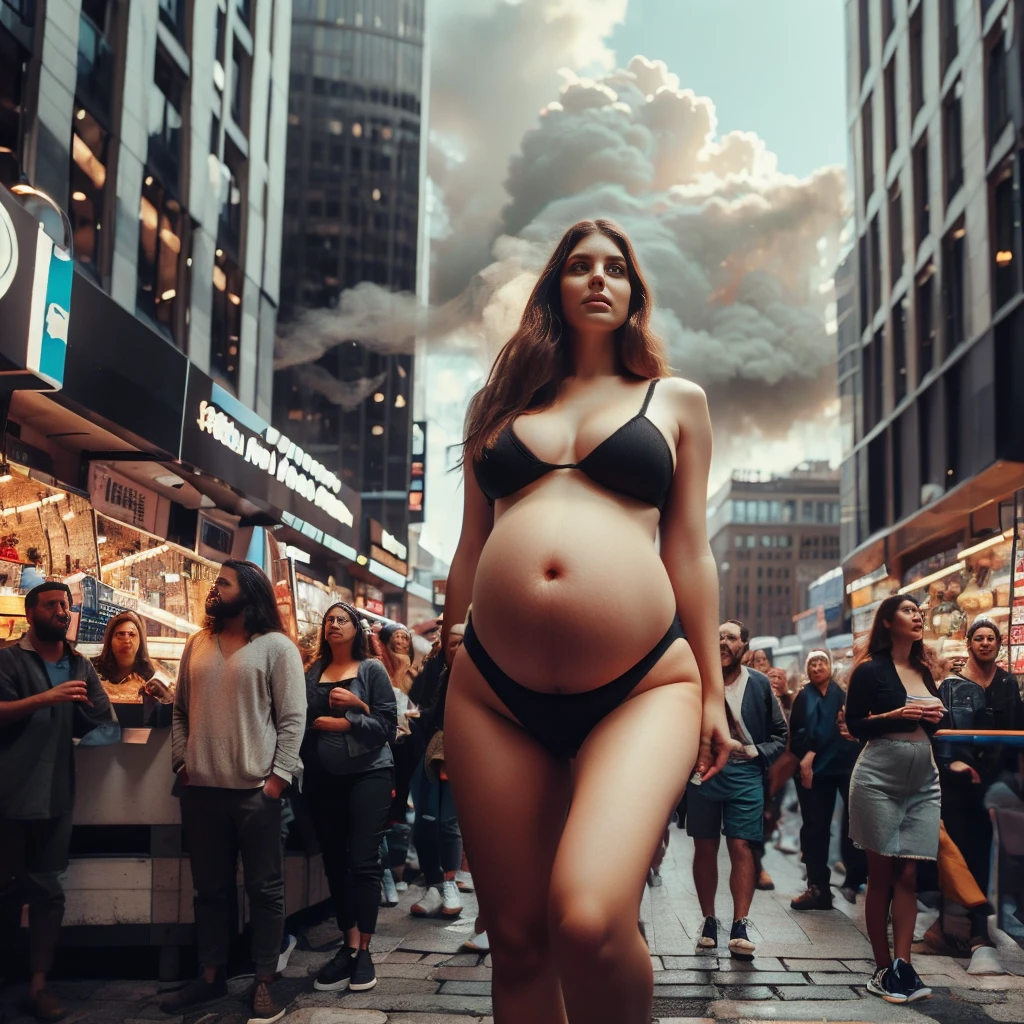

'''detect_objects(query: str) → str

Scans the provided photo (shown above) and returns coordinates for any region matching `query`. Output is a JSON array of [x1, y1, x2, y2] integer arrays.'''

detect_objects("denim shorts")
[[849, 738, 940, 860], [685, 760, 765, 842]]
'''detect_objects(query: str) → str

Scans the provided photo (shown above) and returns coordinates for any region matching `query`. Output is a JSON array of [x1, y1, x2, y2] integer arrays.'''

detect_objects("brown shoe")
[[32, 990, 67, 1022], [248, 980, 285, 1024], [756, 869, 775, 891]]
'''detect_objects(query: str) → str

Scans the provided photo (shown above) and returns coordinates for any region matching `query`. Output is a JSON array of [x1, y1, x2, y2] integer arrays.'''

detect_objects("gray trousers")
[[0, 812, 72, 974], [180, 786, 284, 975]]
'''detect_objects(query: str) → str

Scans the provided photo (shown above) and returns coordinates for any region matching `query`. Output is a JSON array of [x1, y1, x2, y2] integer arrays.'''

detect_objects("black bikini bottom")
[[462, 615, 686, 760]]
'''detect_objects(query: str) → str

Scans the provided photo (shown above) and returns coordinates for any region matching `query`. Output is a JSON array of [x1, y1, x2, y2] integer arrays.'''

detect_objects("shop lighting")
[[897, 560, 966, 596], [371, 425, 384, 436], [97, 535, 107, 544], [72, 191, 86, 202], [160, 289, 176, 301], [373, 392, 385, 402], [145, 176, 153, 186], [996, 250, 1014, 267], [395, 395, 406, 408], [356, 554, 368, 565], [62, 511, 75, 521], [76, 109, 86, 121], [0, 464, 11, 484], [228, 293, 241, 305], [958, 529, 1014, 560]]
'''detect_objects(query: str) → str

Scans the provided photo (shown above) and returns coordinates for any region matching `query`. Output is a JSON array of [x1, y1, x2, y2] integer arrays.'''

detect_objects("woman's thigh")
[[552, 681, 702, 917], [347, 768, 394, 868], [445, 652, 572, 944]]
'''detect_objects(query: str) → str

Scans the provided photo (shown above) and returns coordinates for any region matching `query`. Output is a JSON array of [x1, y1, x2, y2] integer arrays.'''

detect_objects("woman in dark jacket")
[[302, 603, 397, 995], [845, 595, 947, 1005]]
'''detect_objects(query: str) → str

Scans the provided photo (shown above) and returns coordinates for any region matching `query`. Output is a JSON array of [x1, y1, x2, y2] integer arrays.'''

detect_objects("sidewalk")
[[2, 834, 1023, 1023]]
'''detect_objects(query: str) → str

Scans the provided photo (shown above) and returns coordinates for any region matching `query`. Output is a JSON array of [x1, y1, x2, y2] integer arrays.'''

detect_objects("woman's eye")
[[608, 264, 624, 275]]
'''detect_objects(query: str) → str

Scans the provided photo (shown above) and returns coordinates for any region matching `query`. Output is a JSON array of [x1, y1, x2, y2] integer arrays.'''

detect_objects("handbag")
[[424, 729, 445, 783]]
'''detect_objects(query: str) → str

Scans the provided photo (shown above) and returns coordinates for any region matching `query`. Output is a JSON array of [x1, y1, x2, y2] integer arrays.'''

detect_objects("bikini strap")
[[639, 378, 659, 417]]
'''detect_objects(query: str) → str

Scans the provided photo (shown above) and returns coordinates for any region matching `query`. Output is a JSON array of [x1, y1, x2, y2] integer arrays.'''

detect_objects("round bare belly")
[[470, 492, 683, 693]]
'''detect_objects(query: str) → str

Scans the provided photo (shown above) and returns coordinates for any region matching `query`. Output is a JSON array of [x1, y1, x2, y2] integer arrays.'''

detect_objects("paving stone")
[[386, 1017, 493, 1023], [952, 989, 1008, 1004], [350, 978, 438, 996], [841, 958, 879, 973], [374, 964, 436, 980], [327, 994, 492, 1014], [418, 954, 449, 966], [437, 981, 491, 996], [661, 956, 718, 971], [775, 984, 861, 1000], [781, 958, 849, 972], [712, 971, 807, 985], [716, 985, 775, 999], [984, 996, 1024, 1021], [439, 953, 482, 967], [647, 985, 717, 999], [808, 970, 896, 985], [711, 999, 920, 1021], [380, 951, 426, 964], [649, 970, 712, 985], [430, 966, 492, 982], [714, 957, 784, 971], [654, 1019, 714, 1023], [89, 982, 160, 1001], [652, 955, 665, 971]]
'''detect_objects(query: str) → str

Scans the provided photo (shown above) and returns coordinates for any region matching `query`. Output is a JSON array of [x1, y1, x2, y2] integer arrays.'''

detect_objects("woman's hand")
[[950, 760, 981, 784], [695, 703, 737, 782], [313, 716, 351, 732], [921, 703, 946, 724], [328, 688, 370, 715], [799, 752, 815, 789]]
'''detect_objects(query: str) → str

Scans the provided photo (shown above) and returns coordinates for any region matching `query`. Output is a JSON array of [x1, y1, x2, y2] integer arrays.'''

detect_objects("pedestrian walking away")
[[442, 220, 733, 1024], [0, 582, 120, 1022], [302, 603, 397, 996], [163, 560, 306, 1024], [687, 620, 787, 961], [845, 596, 946, 1006]]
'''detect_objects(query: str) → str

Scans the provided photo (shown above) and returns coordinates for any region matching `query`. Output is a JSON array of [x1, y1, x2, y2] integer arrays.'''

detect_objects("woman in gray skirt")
[[845, 595, 947, 1005]]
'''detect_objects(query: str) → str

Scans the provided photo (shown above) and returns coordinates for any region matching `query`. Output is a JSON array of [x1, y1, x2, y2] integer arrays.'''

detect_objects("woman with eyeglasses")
[[92, 611, 174, 724], [301, 602, 397, 995]]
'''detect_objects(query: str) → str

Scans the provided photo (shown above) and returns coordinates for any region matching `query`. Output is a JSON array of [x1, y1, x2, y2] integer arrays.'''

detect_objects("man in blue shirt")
[[0, 582, 118, 1021], [789, 649, 864, 910]]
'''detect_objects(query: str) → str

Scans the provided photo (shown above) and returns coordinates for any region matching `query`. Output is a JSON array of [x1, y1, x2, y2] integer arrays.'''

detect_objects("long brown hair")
[[462, 219, 669, 465], [93, 611, 156, 682]]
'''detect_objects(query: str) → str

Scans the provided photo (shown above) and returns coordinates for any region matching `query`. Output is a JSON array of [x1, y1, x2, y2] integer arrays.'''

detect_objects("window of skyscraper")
[[137, 174, 190, 346], [158, 0, 187, 41], [888, 182, 903, 287], [943, 86, 963, 203], [77, 0, 115, 119], [883, 58, 898, 165], [0, 26, 29, 186], [148, 46, 186, 195], [991, 161, 1019, 312], [909, 7, 924, 117], [986, 30, 1009, 151], [913, 135, 930, 249], [69, 107, 109, 276], [940, 0, 958, 73], [211, 249, 243, 392], [943, 223, 967, 351], [916, 269, 936, 379]]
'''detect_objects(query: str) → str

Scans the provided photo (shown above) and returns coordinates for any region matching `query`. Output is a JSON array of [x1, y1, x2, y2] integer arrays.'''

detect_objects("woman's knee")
[[488, 918, 550, 981], [549, 887, 631, 965]]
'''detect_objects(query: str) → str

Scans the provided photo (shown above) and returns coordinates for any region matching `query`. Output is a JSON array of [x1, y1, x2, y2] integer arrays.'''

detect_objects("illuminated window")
[[69, 108, 109, 274], [137, 174, 190, 345], [211, 248, 243, 392]]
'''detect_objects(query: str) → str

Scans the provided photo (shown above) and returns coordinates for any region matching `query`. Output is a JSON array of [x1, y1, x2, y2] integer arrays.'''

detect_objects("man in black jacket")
[[687, 620, 788, 960], [0, 582, 118, 1021]]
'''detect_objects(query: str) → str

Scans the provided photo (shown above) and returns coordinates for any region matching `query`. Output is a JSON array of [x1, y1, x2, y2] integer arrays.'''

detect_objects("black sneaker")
[[728, 918, 756, 960], [159, 974, 228, 1013], [695, 915, 718, 952], [313, 946, 357, 992], [865, 964, 908, 1003], [349, 949, 377, 992], [892, 958, 932, 1003]]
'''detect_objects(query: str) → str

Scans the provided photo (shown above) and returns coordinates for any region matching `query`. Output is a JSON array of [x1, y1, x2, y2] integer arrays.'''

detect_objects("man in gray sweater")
[[163, 560, 305, 1024]]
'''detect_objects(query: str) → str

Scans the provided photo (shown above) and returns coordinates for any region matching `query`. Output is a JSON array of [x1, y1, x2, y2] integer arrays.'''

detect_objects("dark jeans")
[[180, 786, 285, 976], [796, 774, 866, 890], [942, 777, 993, 894], [306, 766, 393, 935], [411, 763, 462, 885], [0, 813, 72, 974]]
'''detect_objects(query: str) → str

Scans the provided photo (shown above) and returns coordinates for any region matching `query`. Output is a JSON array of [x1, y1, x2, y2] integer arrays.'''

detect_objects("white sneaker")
[[455, 869, 475, 893], [395, 880, 409, 893], [440, 878, 463, 918], [462, 929, 489, 952], [410, 884, 443, 917], [967, 945, 1006, 976]]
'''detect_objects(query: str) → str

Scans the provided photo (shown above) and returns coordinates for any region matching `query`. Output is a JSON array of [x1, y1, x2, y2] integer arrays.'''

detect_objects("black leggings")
[[306, 767, 393, 935]]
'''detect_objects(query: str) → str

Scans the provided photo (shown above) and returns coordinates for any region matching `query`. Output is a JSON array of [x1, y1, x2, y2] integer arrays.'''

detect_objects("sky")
[[611, 0, 848, 179]]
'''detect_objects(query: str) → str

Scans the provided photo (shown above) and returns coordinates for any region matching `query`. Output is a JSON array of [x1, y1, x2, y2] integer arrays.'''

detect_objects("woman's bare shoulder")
[[656, 376, 709, 424]]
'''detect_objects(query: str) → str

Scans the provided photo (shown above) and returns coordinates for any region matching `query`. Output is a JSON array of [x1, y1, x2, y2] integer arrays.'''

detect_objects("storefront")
[[1, 270, 400, 956], [843, 466, 1024, 674]]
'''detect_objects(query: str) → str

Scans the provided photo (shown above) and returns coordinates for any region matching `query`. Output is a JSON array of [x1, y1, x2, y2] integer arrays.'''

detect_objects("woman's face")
[[749, 649, 770, 673], [111, 620, 140, 669], [323, 608, 357, 649], [390, 630, 411, 655], [559, 233, 632, 338], [887, 600, 924, 642]]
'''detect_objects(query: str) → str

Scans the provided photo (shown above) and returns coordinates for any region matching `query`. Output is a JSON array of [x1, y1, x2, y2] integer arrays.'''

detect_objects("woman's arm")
[[343, 661, 398, 749], [312, 716, 351, 732], [844, 663, 918, 738], [657, 378, 732, 779], [441, 460, 494, 650]]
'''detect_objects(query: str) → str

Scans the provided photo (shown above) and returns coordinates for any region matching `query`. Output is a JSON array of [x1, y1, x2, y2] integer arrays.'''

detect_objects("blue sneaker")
[[695, 915, 718, 952], [866, 964, 908, 1003], [728, 918, 756, 960], [893, 958, 932, 1002]]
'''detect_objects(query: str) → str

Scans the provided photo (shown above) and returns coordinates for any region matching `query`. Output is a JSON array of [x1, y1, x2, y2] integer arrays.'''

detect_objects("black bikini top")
[[473, 379, 674, 513]]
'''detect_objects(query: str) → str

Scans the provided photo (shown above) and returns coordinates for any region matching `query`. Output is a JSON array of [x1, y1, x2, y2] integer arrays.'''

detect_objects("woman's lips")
[[583, 297, 611, 308]]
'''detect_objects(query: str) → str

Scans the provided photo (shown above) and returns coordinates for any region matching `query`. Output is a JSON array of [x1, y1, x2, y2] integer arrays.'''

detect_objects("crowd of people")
[[1, 561, 1024, 1022]]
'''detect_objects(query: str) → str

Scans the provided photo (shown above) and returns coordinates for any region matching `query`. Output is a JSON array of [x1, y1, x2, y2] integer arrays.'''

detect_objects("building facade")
[[1, 0, 291, 414], [707, 463, 842, 638], [273, 0, 426, 547], [841, 0, 1024, 591]]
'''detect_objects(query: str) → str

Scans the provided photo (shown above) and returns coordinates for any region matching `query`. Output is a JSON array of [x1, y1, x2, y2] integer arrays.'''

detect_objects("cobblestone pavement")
[[3, 835, 1024, 1023]]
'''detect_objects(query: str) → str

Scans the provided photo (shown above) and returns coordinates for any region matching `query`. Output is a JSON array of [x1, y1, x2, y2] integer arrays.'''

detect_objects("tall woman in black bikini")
[[443, 220, 732, 1023]]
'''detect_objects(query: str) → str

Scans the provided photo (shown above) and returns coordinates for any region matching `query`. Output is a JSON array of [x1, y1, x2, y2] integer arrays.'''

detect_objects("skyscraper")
[[275, 1, 426, 542]]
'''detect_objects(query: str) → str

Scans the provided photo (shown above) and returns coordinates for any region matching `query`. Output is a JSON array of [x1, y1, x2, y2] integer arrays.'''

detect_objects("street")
[[3, 836, 1022, 1024]]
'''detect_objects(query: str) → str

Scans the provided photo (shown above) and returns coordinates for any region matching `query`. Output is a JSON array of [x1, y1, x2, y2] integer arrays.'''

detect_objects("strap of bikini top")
[[639, 378, 659, 417]]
